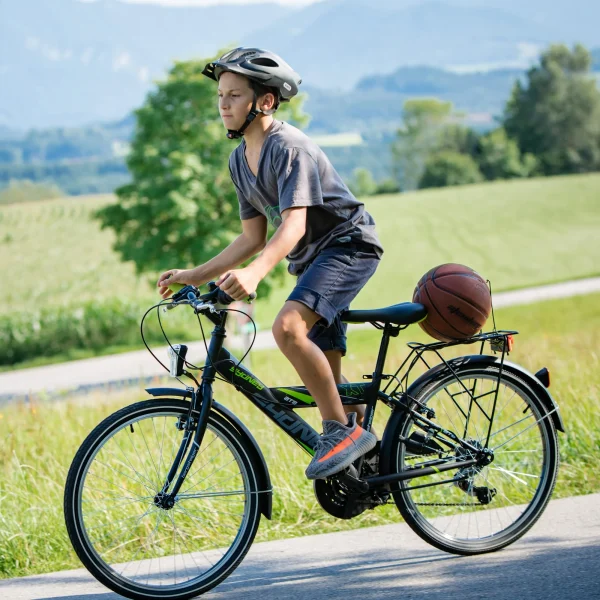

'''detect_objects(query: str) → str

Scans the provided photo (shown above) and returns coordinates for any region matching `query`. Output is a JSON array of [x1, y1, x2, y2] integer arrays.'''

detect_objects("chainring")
[[313, 446, 386, 519]]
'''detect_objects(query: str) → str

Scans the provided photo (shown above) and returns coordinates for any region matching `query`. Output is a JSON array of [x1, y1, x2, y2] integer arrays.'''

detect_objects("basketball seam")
[[423, 284, 469, 338], [432, 272, 489, 315]]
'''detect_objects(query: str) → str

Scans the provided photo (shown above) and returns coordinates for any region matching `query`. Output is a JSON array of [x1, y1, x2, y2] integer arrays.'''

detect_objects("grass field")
[[1, 292, 598, 579], [1, 174, 598, 325]]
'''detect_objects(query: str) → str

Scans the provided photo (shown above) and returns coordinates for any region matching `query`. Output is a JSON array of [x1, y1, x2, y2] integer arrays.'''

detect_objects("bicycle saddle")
[[341, 302, 426, 326]]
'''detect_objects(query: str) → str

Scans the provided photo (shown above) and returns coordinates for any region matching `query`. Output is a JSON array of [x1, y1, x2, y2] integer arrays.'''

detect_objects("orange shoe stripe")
[[317, 427, 363, 463]]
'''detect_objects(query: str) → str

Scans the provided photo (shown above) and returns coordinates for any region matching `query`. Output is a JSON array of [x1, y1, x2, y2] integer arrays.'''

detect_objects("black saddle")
[[341, 302, 426, 326]]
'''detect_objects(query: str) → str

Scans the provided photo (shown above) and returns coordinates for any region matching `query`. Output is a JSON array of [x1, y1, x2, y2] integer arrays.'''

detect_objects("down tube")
[[214, 348, 320, 455]]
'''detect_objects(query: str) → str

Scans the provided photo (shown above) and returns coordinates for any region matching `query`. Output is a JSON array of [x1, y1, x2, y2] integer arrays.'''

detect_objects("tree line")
[[348, 43, 600, 194]]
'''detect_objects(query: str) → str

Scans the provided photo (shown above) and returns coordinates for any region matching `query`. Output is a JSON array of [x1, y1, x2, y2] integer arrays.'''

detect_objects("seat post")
[[361, 322, 396, 434], [365, 323, 395, 400]]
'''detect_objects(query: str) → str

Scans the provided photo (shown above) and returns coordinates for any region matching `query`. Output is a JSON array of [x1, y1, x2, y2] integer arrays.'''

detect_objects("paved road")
[[2, 276, 599, 403], [2, 493, 599, 599]]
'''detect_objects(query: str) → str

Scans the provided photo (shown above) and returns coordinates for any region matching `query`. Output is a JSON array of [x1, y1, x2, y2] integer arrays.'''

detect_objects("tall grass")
[[0, 293, 598, 578]]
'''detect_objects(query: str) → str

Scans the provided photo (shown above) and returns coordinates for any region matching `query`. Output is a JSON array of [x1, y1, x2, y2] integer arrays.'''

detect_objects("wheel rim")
[[75, 409, 254, 591], [396, 371, 553, 548]]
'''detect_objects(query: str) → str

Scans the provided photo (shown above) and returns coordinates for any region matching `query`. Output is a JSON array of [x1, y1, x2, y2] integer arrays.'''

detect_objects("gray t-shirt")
[[228, 119, 383, 275]]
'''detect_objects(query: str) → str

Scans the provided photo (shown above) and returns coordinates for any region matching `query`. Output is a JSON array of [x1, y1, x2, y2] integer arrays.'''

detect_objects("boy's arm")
[[188, 215, 267, 285], [249, 207, 306, 279], [215, 207, 306, 298]]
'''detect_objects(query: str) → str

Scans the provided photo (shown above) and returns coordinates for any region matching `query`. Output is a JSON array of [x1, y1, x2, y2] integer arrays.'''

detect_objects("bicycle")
[[64, 281, 564, 600]]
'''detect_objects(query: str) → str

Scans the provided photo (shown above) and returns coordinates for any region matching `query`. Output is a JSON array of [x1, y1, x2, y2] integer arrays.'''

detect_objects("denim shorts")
[[287, 241, 381, 357]]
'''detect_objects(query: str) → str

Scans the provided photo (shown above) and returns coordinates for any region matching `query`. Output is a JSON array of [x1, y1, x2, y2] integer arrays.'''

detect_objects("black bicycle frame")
[[160, 310, 486, 500]]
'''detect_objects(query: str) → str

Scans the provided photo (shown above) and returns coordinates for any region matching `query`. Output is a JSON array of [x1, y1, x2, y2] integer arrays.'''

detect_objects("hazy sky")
[[115, 0, 324, 6]]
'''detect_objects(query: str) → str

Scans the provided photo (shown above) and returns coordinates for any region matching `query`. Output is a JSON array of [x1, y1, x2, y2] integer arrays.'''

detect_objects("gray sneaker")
[[305, 413, 377, 480]]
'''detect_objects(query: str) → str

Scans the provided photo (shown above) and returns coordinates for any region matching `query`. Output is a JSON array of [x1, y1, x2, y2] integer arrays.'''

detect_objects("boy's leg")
[[273, 300, 347, 423], [279, 243, 381, 479], [322, 349, 366, 426]]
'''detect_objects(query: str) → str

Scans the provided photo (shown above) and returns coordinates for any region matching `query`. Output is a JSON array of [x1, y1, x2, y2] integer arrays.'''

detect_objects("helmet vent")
[[238, 51, 258, 61], [250, 57, 279, 67]]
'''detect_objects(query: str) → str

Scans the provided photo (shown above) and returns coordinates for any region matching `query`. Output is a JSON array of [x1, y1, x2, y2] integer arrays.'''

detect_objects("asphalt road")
[[2, 493, 599, 600]]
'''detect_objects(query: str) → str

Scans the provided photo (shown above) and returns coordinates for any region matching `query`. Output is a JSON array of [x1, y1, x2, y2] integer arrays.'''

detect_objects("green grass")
[[1, 173, 598, 372], [256, 173, 600, 323], [1, 292, 598, 579], [1, 174, 598, 322]]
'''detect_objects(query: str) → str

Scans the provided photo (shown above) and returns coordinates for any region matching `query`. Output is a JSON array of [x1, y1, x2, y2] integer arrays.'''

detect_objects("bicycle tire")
[[64, 399, 261, 599], [388, 365, 559, 555]]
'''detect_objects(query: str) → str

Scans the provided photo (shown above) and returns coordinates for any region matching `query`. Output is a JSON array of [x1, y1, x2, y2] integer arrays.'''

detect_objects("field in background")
[[257, 173, 600, 323], [1, 292, 598, 579], [1, 173, 599, 319]]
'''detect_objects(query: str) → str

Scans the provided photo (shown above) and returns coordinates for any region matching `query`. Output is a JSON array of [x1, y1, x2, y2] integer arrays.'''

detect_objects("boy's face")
[[217, 72, 255, 131]]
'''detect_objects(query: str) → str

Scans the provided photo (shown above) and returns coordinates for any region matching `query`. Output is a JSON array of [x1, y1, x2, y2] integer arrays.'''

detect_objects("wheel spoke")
[[394, 370, 556, 552], [67, 404, 259, 595]]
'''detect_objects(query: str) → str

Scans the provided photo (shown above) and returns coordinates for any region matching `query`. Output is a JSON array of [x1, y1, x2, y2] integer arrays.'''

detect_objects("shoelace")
[[314, 428, 354, 458]]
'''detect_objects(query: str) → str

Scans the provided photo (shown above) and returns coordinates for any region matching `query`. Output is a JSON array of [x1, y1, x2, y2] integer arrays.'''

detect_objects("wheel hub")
[[153, 492, 175, 510]]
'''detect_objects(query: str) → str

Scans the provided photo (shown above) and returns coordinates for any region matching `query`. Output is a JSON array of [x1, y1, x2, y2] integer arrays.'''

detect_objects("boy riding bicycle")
[[157, 47, 384, 480]]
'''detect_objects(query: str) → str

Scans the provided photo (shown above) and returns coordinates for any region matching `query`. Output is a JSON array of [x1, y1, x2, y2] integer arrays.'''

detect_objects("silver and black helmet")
[[203, 47, 302, 139], [203, 47, 302, 102]]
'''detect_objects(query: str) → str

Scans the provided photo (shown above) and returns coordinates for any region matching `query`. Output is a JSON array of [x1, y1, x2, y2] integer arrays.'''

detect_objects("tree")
[[348, 167, 377, 197], [435, 123, 481, 157], [95, 54, 309, 298], [477, 128, 537, 181], [375, 178, 401, 195], [419, 151, 483, 189], [503, 44, 600, 175], [391, 99, 455, 191]]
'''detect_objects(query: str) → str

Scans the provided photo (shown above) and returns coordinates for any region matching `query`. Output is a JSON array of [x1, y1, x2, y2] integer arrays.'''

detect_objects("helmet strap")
[[226, 92, 261, 140]]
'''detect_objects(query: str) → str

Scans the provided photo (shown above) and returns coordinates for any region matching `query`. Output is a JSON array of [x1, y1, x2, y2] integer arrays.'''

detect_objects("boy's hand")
[[216, 267, 261, 301], [157, 269, 192, 299]]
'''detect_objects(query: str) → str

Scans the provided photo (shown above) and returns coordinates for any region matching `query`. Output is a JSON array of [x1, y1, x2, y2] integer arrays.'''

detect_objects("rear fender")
[[146, 387, 272, 519]]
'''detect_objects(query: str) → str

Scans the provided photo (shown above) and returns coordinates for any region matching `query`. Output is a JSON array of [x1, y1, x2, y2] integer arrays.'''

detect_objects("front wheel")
[[64, 399, 262, 600], [388, 366, 559, 555]]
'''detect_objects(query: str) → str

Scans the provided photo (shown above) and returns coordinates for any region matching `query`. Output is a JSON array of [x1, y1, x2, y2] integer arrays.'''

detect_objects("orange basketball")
[[412, 264, 492, 342]]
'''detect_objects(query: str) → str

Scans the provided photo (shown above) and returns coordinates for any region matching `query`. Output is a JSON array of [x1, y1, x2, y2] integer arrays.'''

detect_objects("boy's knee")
[[272, 311, 307, 347]]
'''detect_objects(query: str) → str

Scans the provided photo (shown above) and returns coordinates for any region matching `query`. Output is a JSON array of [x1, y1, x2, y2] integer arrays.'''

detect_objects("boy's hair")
[[250, 80, 280, 112]]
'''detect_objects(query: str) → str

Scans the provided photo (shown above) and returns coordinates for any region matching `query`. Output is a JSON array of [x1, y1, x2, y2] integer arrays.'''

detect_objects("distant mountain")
[[0, 0, 290, 128], [241, 0, 541, 87], [1, 0, 599, 130]]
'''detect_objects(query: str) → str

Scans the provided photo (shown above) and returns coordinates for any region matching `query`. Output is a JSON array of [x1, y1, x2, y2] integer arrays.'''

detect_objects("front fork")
[[154, 313, 226, 509]]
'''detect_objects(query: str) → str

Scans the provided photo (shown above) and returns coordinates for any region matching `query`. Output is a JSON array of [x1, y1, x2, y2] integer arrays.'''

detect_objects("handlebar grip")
[[216, 289, 257, 305]]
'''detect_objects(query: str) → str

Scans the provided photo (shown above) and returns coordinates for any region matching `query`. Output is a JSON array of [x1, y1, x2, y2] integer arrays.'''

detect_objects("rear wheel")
[[64, 399, 261, 599], [389, 366, 559, 555]]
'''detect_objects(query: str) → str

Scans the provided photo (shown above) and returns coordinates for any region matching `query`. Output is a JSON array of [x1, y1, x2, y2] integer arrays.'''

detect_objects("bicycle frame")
[[150, 308, 506, 502]]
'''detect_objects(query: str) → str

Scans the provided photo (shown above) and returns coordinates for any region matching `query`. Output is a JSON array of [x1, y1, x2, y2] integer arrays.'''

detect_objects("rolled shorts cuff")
[[286, 285, 339, 327]]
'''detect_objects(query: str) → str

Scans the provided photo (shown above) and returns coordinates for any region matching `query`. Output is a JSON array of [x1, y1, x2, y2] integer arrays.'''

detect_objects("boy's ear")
[[261, 92, 277, 113]]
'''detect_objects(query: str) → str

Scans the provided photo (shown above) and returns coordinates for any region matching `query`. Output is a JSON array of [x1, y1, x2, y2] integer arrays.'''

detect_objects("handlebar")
[[167, 280, 256, 308]]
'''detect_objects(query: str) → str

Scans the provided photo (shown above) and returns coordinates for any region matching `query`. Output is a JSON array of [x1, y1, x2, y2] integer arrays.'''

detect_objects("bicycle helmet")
[[202, 47, 302, 139]]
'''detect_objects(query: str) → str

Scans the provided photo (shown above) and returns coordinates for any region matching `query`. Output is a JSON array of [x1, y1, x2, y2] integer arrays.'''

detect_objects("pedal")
[[331, 466, 369, 493]]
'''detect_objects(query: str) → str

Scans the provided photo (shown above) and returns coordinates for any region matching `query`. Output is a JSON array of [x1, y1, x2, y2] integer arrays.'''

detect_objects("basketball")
[[412, 264, 492, 342]]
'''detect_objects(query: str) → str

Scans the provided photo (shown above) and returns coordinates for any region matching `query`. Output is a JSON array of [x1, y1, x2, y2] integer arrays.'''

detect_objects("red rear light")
[[507, 335, 514, 352]]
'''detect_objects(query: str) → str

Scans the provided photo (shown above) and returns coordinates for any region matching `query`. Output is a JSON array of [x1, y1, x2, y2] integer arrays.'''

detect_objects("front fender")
[[145, 387, 272, 520]]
